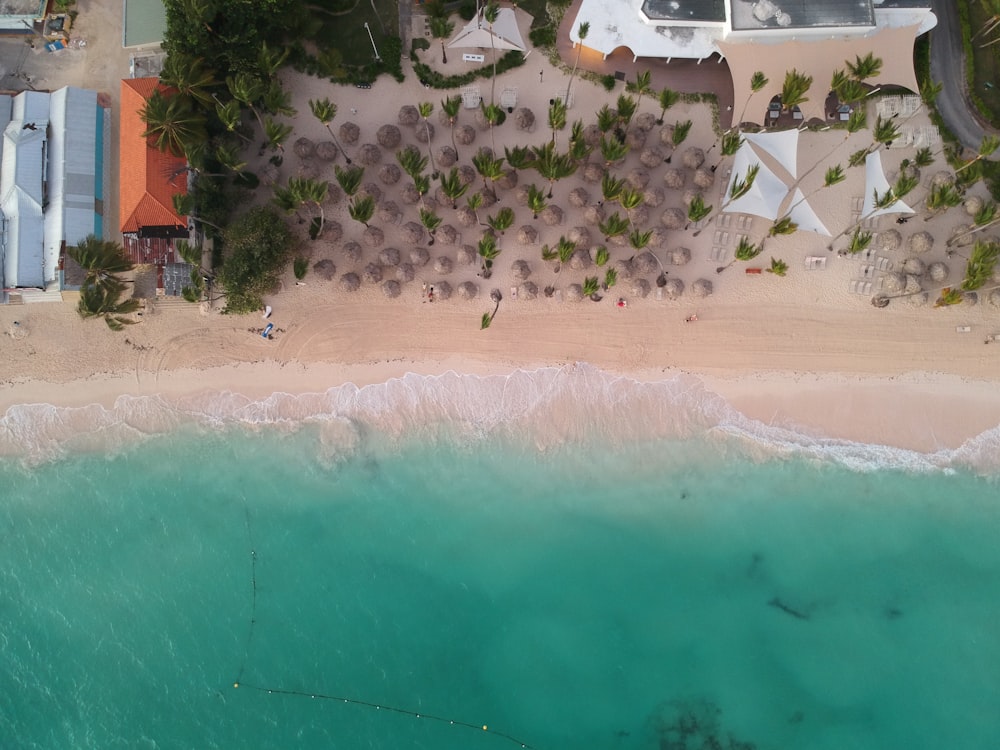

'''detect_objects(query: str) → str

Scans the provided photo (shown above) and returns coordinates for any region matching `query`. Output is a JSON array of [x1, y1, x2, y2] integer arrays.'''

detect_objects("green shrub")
[[411, 37, 431, 54], [293, 257, 309, 279], [529, 26, 556, 48], [217, 207, 293, 314], [235, 171, 259, 190], [411, 48, 525, 89], [600, 74, 616, 91], [458, 1, 476, 21]]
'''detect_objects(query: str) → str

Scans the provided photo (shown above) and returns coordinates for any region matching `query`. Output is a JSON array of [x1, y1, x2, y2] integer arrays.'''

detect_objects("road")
[[928, 0, 996, 151]]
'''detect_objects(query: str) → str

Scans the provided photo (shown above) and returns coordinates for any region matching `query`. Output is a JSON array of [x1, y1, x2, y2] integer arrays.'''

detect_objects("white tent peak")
[[862, 151, 914, 218], [722, 142, 791, 220], [448, 7, 526, 52], [743, 129, 799, 181], [785, 188, 831, 236]]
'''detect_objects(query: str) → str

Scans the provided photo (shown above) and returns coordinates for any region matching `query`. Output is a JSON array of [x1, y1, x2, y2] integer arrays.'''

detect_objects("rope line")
[[232, 682, 532, 748], [232, 504, 536, 749]]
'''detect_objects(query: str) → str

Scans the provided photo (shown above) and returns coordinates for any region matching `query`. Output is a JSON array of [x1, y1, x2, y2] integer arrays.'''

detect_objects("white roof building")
[[0, 88, 107, 296]]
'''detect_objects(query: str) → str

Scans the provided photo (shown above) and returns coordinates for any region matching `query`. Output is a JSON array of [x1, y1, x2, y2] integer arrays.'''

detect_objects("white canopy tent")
[[722, 143, 790, 220], [785, 188, 831, 236], [861, 151, 914, 218], [743, 129, 799, 181], [448, 8, 526, 52]]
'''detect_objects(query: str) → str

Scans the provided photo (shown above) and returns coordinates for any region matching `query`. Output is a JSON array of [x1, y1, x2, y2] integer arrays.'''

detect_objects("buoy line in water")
[[231, 503, 535, 749]]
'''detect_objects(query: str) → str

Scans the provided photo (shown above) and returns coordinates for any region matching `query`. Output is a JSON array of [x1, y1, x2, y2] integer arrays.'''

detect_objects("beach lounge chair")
[[709, 246, 728, 262], [804, 256, 826, 270], [462, 87, 481, 109], [849, 279, 873, 295], [875, 256, 893, 271], [956, 326, 972, 333], [500, 87, 518, 110]]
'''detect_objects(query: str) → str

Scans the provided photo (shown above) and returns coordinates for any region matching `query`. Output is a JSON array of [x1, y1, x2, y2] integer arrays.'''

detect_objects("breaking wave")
[[1, 364, 998, 475]]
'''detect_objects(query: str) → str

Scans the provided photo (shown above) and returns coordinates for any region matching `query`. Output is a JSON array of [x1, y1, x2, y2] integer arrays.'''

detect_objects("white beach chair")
[[875, 256, 893, 272], [462, 87, 481, 109], [804, 256, 826, 270], [500, 87, 518, 110], [709, 246, 728, 262]]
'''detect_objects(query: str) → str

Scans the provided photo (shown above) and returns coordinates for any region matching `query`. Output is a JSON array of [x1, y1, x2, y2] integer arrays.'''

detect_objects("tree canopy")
[[216, 207, 293, 313]]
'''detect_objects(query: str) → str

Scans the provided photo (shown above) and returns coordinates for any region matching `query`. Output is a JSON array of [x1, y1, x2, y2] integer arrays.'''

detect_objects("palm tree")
[[227, 72, 266, 130], [141, 89, 206, 157], [296, 178, 330, 238], [439, 167, 469, 209], [914, 147, 935, 168], [599, 212, 630, 241], [601, 173, 624, 205], [159, 53, 217, 108], [618, 186, 643, 226], [397, 145, 429, 180], [780, 69, 813, 113], [548, 98, 567, 145], [960, 239, 1000, 290], [215, 98, 251, 142], [441, 95, 461, 155], [466, 192, 484, 226], [594, 246, 610, 266], [420, 207, 443, 244], [172, 193, 222, 233], [263, 82, 296, 119], [215, 142, 247, 174], [484, 2, 500, 105], [481, 288, 502, 329], [782, 164, 845, 217], [418, 101, 439, 178], [596, 104, 617, 134], [541, 236, 576, 271], [712, 130, 743, 171], [686, 193, 712, 230], [429, 15, 455, 64], [767, 216, 798, 246], [836, 79, 868, 108], [309, 97, 352, 164], [274, 180, 308, 223], [626, 70, 653, 113], [480, 101, 506, 154], [616, 94, 637, 129], [736, 71, 768, 126], [68, 235, 133, 286], [934, 287, 964, 307], [948, 201, 1000, 247], [846, 52, 883, 82], [334, 164, 365, 197], [527, 183, 547, 219], [656, 86, 681, 125], [603, 267, 618, 290], [716, 235, 763, 273], [671, 119, 693, 149], [532, 141, 577, 198], [582, 276, 601, 298], [827, 185, 905, 250], [870, 114, 901, 152], [955, 134, 1000, 173], [598, 135, 629, 167], [845, 226, 873, 255], [565, 20, 590, 105], [504, 145, 535, 170], [478, 231, 500, 278], [348, 194, 376, 227], [628, 227, 653, 251], [487, 206, 514, 235], [258, 41, 290, 77], [695, 164, 759, 235], [77, 277, 141, 331], [471, 150, 504, 198], [924, 182, 963, 220], [766, 257, 789, 277], [263, 118, 292, 153]]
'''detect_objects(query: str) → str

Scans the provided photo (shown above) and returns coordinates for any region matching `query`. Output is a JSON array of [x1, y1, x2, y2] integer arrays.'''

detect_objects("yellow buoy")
[[482, 725, 488, 731], [233, 682, 239, 688]]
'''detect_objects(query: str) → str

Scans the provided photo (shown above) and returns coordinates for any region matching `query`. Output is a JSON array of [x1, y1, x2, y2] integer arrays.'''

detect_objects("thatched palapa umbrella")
[[324, 220, 343, 243], [457, 281, 479, 299], [926, 261, 949, 283], [636, 112, 657, 132], [382, 280, 401, 298], [669, 247, 691, 265], [398, 105, 420, 126], [437, 224, 460, 246], [415, 122, 435, 143], [625, 129, 647, 150], [294, 137, 316, 159], [399, 183, 421, 205], [962, 291, 979, 307], [456, 245, 477, 265], [630, 205, 650, 225], [434, 256, 453, 274], [340, 121, 360, 144], [359, 182, 382, 204], [989, 289, 1000, 308], [297, 161, 320, 180], [640, 147, 664, 168], [908, 231, 934, 254], [681, 189, 701, 208], [663, 277, 684, 299], [362, 226, 385, 248], [931, 170, 954, 188], [881, 272, 907, 293], [682, 147, 705, 170], [343, 241, 363, 262], [456, 206, 477, 227], [378, 164, 402, 185], [497, 169, 518, 190], [438, 146, 458, 167], [313, 259, 336, 280], [569, 249, 592, 270], [693, 168, 715, 189], [569, 187, 590, 207], [568, 226, 591, 246], [410, 247, 430, 266], [583, 124, 602, 147], [901, 257, 925, 276], [359, 143, 381, 166], [518, 281, 538, 299], [583, 163, 605, 183], [378, 247, 401, 266], [513, 185, 531, 206], [316, 141, 339, 161], [660, 207, 685, 229], [363, 263, 382, 283], [631, 278, 651, 298], [583, 205, 605, 225], [340, 272, 360, 292], [663, 168, 685, 189], [396, 263, 415, 283], [875, 229, 901, 252], [511, 259, 531, 280], [325, 185, 343, 204], [964, 194, 984, 216], [402, 221, 425, 244], [514, 107, 535, 131], [455, 125, 476, 146], [647, 227, 669, 247], [691, 278, 713, 297], [541, 205, 564, 226], [565, 283, 584, 301], [377, 124, 402, 149], [378, 201, 402, 225], [627, 168, 650, 190], [457, 165, 476, 185], [435, 281, 453, 300], [260, 163, 280, 186], [643, 187, 665, 207], [614, 258, 634, 279], [517, 225, 538, 245], [632, 252, 659, 274]]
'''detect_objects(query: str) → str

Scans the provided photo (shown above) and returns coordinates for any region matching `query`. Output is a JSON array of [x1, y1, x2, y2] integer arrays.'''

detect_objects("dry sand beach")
[[2, 3, 1000, 457]]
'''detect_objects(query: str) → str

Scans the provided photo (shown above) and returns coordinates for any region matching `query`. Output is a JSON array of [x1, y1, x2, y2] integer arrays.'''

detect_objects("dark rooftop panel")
[[642, 0, 727, 23], [731, 0, 875, 30]]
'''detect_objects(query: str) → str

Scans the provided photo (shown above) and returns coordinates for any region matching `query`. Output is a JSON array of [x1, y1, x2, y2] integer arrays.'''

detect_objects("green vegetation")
[[68, 236, 140, 331], [216, 208, 294, 314]]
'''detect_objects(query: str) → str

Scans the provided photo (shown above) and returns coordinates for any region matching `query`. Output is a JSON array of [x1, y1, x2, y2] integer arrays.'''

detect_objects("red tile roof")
[[119, 78, 188, 234]]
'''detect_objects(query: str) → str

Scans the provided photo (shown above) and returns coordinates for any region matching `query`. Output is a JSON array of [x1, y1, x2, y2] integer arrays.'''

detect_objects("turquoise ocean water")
[[2, 367, 999, 750]]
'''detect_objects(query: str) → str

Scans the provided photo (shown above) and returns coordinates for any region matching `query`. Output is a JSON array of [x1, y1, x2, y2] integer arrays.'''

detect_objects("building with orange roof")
[[119, 78, 187, 240]]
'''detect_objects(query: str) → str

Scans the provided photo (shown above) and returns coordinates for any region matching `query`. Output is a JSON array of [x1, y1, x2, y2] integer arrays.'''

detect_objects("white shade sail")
[[448, 8, 526, 51], [722, 143, 790, 220], [862, 150, 913, 218]]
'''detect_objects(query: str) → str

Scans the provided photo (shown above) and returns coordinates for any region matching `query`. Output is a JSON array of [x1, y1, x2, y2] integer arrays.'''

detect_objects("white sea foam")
[[1, 364, 997, 475]]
